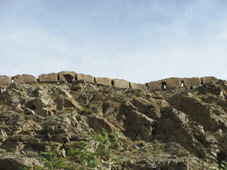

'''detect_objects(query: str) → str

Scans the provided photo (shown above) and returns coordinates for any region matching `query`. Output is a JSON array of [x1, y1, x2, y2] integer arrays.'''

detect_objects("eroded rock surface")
[[0, 79, 226, 169]]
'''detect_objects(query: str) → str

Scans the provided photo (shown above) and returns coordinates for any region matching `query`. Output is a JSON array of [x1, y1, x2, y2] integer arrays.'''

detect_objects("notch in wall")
[[145, 83, 149, 90], [161, 82, 167, 89], [181, 80, 185, 87]]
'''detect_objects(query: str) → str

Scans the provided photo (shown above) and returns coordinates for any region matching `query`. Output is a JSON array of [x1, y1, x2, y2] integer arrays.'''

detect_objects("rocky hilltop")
[[0, 72, 227, 170]]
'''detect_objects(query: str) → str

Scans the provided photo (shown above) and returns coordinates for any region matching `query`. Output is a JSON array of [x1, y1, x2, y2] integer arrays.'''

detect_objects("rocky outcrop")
[[0, 76, 226, 169]]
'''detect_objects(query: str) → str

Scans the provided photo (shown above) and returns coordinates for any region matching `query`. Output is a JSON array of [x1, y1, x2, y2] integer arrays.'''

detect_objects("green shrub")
[[20, 129, 120, 170], [67, 141, 98, 169]]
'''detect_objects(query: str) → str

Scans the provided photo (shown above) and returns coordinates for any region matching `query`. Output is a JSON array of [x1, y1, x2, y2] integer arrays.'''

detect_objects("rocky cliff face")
[[0, 78, 226, 170]]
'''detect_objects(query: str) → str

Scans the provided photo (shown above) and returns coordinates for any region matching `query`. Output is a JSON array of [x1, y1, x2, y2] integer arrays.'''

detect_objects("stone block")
[[95, 77, 112, 86], [112, 79, 130, 88], [164, 78, 182, 89], [0, 76, 11, 85], [77, 73, 95, 83], [201, 77, 218, 84], [183, 77, 201, 88], [58, 71, 76, 82], [130, 82, 146, 89], [147, 81, 162, 90], [13, 74, 37, 83], [38, 73, 58, 82]]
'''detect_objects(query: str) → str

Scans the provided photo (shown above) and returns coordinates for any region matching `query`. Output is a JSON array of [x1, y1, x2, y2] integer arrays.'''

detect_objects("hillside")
[[0, 72, 227, 170]]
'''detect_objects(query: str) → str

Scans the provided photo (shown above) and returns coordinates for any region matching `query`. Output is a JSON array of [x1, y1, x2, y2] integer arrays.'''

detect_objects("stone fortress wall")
[[0, 71, 219, 90]]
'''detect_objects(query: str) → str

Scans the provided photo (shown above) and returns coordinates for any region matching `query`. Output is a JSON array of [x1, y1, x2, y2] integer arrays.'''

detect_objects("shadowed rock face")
[[0, 78, 226, 170]]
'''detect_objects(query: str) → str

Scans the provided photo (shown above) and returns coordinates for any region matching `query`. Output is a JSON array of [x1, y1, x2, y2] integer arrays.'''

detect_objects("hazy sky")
[[1, 0, 227, 83]]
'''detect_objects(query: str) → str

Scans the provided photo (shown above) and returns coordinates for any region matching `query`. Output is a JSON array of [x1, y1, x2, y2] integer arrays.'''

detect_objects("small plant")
[[95, 129, 119, 159], [67, 141, 98, 169], [19, 130, 120, 170], [38, 145, 68, 170]]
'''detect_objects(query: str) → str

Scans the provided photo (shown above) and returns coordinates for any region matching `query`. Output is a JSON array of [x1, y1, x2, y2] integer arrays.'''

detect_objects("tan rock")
[[13, 74, 37, 83], [77, 73, 95, 83], [183, 77, 201, 88], [64, 97, 82, 110], [0, 155, 42, 170], [0, 76, 11, 85], [95, 77, 112, 86], [201, 76, 218, 84], [147, 80, 162, 90], [164, 78, 182, 89], [88, 116, 117, 133], [58, 71, 76, 82], [130, 82, 146, 89], [112, 79, 130, 88], [38, 73, 58, 82]]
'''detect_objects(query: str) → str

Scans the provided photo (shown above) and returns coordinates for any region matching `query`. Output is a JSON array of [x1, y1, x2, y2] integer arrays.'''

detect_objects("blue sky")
[[0, 0, 227, 83]]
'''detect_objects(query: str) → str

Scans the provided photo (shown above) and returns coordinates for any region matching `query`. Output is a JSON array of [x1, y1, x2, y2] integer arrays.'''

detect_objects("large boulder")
[[88, 116, 117, 133], [0, 155, 42, 170]]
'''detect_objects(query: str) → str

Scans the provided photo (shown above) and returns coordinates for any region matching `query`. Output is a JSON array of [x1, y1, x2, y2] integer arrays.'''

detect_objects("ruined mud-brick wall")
[[0, 71, 219, 90]]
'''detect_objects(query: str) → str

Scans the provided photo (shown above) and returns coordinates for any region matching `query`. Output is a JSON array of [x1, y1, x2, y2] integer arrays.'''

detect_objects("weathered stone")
[[77, 73, 95, 83], [183, 77, 201, 88], [112, 79, 130, 88], [164, 78, 182, 89], [95, 77, 112, 86], [13, 74, 37, 83], [147, 80, 162, 90], [58, 71, 76, 82], [26, 98, 49, 116], [88, 116, 117, 133], [55, 96, 81, 110], [0, 155, 42, 170], [201, 76, 218, 84], [0, 76, 11, 85], [70, 82, 84, 91], [130, 83, 146, 89], [64, 97, 81, 110], [119, 103, 153, 139], [38, 73, 58, 82]]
